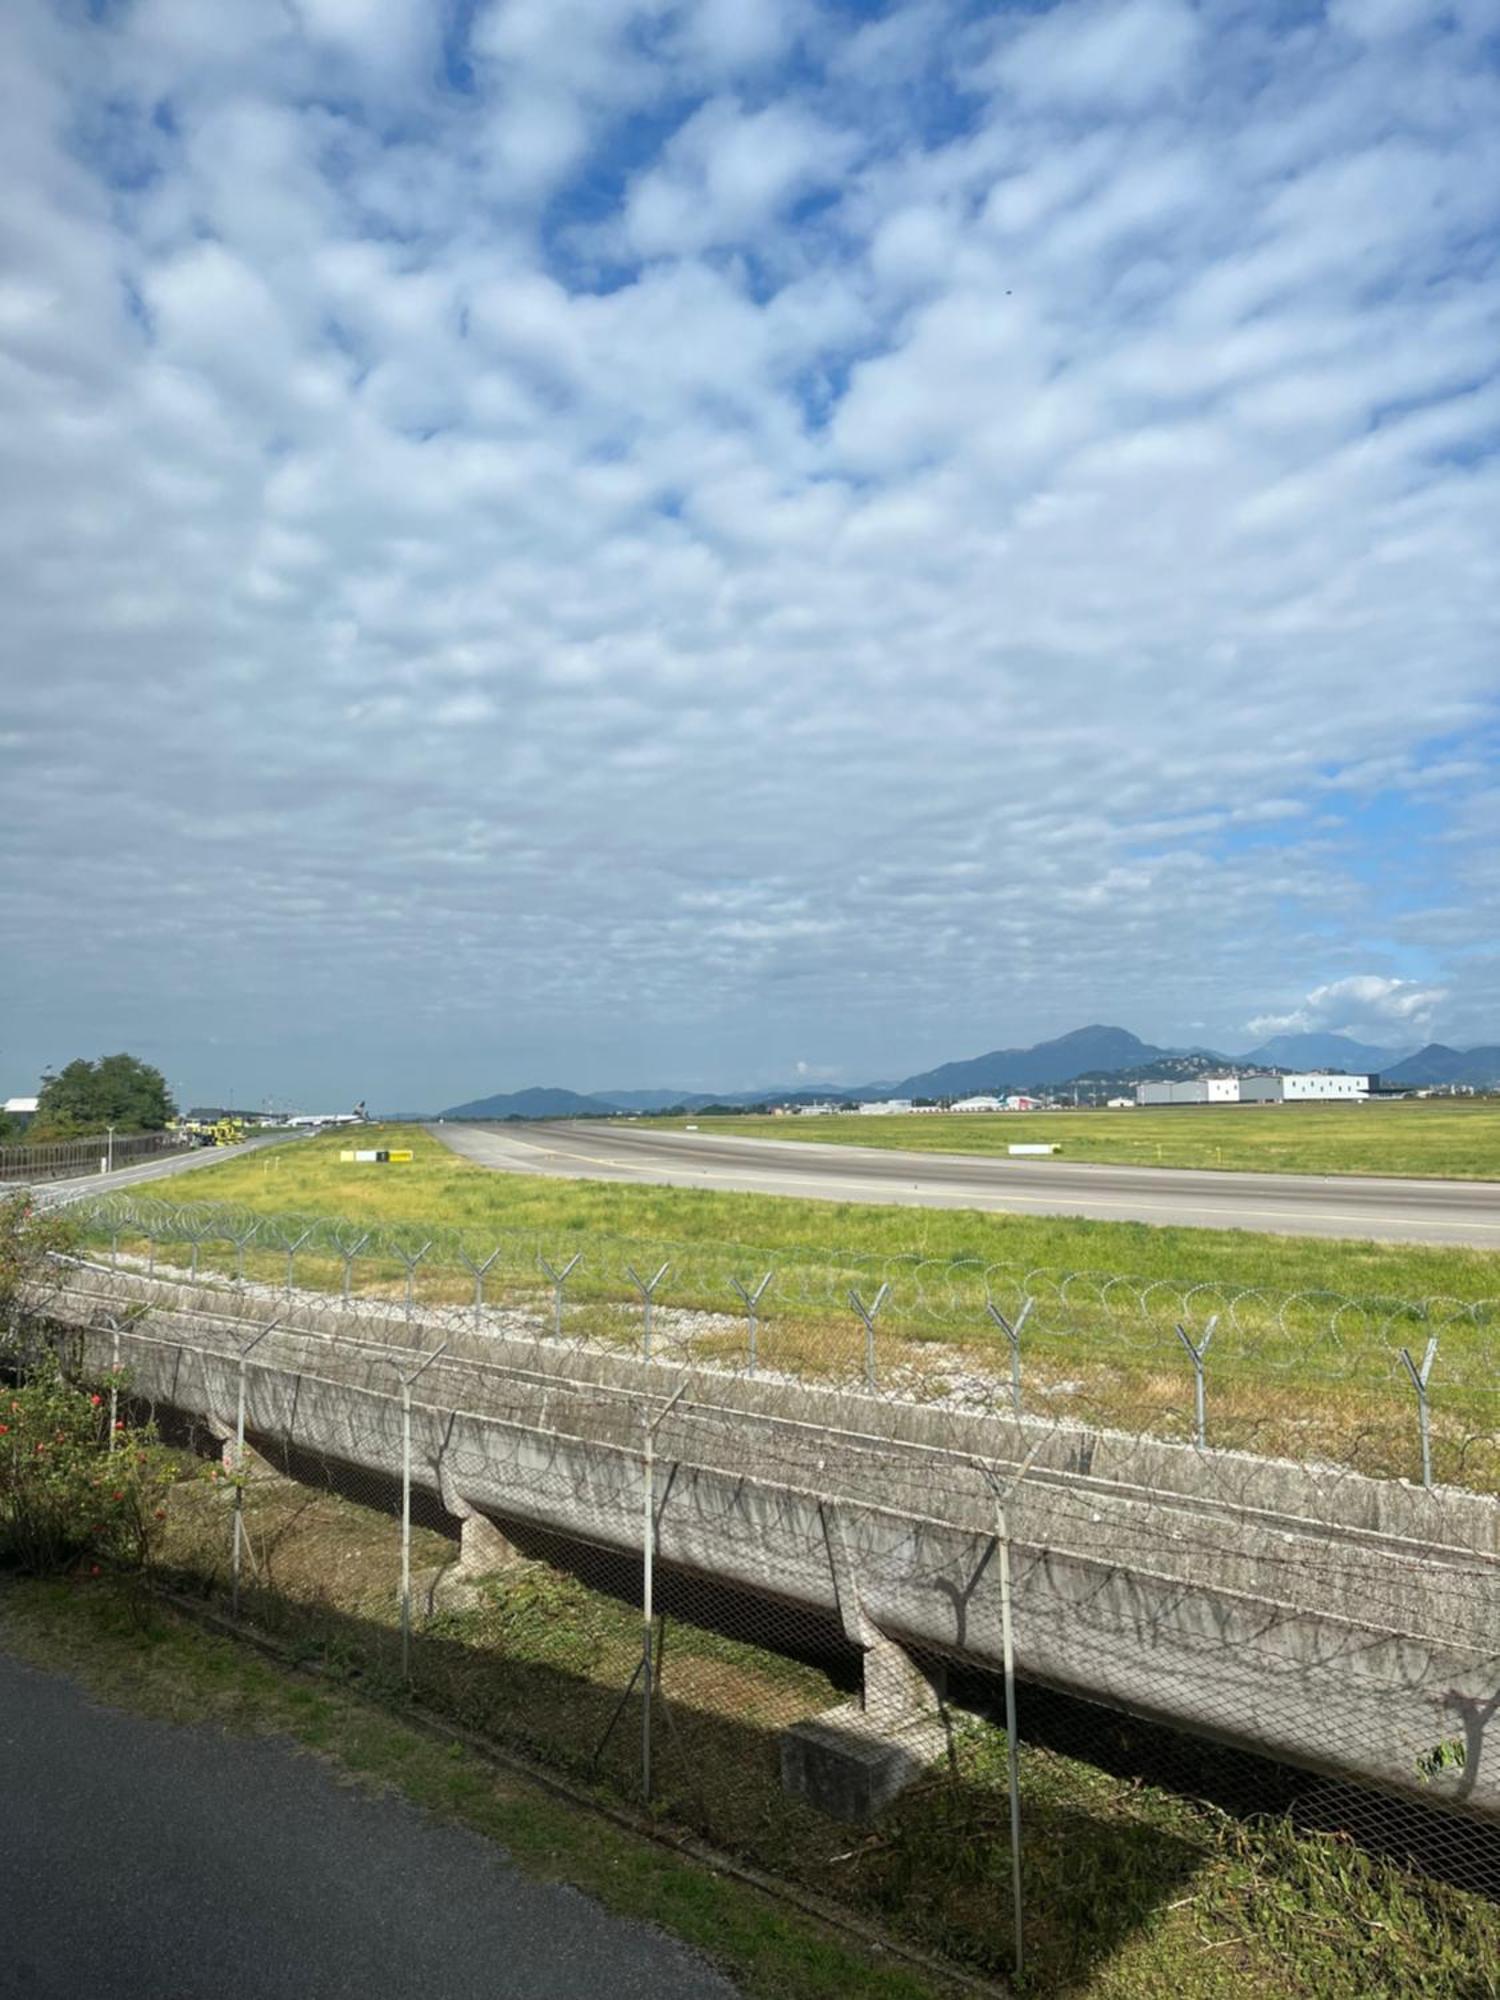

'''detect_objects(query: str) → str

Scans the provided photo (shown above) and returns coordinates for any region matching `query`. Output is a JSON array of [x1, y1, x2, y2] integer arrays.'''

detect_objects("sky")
[[2, 0, 1498, 1111]]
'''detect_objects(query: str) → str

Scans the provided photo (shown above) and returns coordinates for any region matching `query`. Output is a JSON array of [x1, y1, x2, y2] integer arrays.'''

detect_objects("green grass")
[[92, 1126, 1500, 1488], [10, 1500, 1498, 2000], [638, 1099, 1500, 1181], [0, 1577, 948, 2000], [160, 1125, 1500, 1305]]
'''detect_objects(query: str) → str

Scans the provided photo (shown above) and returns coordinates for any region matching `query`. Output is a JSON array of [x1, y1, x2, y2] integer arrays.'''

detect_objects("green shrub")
[[0, 1361, 181, 1576]]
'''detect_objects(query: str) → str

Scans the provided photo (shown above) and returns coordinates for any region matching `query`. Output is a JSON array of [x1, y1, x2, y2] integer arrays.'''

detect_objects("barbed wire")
[[15, 1250, 1500, 1989], [52, 1196, 1500, 1496]]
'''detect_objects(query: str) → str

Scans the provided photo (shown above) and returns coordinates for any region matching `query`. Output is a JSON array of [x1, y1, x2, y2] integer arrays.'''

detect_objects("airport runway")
[[431, 1120, 1500, 1247]]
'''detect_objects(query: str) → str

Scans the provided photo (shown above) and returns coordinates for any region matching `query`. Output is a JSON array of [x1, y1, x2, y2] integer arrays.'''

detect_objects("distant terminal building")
[[950, 1094, 1042, 1112], [1137, 1074, 1372, 1106]]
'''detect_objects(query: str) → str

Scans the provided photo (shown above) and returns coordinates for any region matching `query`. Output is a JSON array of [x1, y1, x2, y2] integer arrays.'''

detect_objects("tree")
[[31, 1054, 176, 1139]]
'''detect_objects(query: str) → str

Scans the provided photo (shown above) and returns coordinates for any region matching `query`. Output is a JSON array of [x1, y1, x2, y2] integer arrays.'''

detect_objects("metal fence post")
[[626, 1263, 669, 1362], [231, 1321, 278, 1618], [1174, 1316, 1218, 1449], [642, 1384, 686, 1801], [985, 1296, 1034, 1417], [1398, 1335, 1439, 1490], [395, 1344, 448, 1679], [591, 1383, 687, 1803], [334, 1230, 369, 1303], [394, 1242, 433, 1322], [974, 1443, 1043, 1988], [459, 1248, 502, 1329], [849, 1284, 889, 1391], [280, 1228, 312, 1298], [729, 1273, 772, 1375], [107, 1321, 121, 1450], [539, 1252, 582, 1338]]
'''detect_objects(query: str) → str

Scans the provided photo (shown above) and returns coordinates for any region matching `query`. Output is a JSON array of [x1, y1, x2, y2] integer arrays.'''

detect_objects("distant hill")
[[887, 1025, 1172, 1099], [1381, 1044, 1500, 1088], [437, 1023, 1500, 1123], [1237, 1032, 1404, 1071], [440, 1086, 623, 1120], [595, 1088, 720, 1112]]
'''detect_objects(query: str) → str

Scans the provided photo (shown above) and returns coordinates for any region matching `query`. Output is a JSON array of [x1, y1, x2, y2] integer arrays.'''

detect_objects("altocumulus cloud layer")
[[1, 0, 1498, 1106]]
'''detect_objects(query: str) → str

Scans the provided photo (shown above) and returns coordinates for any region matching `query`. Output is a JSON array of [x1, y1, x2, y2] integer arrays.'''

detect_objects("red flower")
[[90, 1394, 102, 1407], [0, 1424, 8, 1435], [113, 1421, 125, 1432], [111, 1490, 124, 1502], [90, 1564, 101, 1577]]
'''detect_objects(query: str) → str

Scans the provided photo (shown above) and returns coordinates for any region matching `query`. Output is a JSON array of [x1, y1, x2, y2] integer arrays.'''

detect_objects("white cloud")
[[1248, 978, 1450, 1042], [986, 0, 1201, 112], [621, 96, 859, 257], [0, 0, 1495, 1103]]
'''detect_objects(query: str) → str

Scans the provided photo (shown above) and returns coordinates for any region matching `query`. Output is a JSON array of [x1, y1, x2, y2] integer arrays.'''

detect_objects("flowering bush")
[[0, 1360, 180, 1575], [0, 1189, 78, 1325]]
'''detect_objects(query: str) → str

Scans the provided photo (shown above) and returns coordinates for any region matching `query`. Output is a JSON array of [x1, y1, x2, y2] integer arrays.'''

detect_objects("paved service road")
[[0, 1640, 736, 2000], [432, 1120, 1500, 1247], [24, 1131, 305, 1209]]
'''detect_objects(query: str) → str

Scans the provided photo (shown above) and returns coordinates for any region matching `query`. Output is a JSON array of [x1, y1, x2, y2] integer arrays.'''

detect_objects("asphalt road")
[[21, 1130, 305, 1209], [0, 1639, 735, 2000], [432, 1120, 1500, 1247]]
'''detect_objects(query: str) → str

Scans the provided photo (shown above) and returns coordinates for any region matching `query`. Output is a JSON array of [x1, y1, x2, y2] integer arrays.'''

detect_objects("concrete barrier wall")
[[42, 1263, 1500, 1819]]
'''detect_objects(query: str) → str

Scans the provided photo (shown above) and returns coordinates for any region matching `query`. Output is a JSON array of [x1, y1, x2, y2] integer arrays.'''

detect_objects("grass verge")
[[10, 1465, 1499, 2000], [636, 1101, 1500, 1181], [0, 1574, 963, 2000], [162, 1125, 1500, 1303]]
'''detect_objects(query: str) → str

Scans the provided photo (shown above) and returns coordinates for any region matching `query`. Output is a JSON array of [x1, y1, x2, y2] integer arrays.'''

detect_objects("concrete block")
[[780, 1703, 947, 1820], [421, 1507, 523, 1615], [457, 1508, 521, 1578]]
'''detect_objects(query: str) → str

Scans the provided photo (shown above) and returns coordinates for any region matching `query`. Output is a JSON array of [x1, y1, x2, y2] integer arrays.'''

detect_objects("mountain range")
[[1380, 1044, 1500, 1087], [436, 1025, 1500, 1119]]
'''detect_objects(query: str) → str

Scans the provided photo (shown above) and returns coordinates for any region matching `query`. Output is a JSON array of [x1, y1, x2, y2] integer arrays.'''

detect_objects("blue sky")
[[2, 0, 1498, 1109]]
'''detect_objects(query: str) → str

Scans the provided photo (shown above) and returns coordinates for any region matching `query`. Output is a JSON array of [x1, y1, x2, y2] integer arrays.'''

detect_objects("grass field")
[[89, 1124, 1500, 1488], [638, 1099, 1500, 1180], [176, 1125, 1500, 1305]]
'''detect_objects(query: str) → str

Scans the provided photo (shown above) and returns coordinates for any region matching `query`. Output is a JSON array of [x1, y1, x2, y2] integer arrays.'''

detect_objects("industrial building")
[[950, 1094, 1041, 1112], [1137, 1074, 1372, 1106]]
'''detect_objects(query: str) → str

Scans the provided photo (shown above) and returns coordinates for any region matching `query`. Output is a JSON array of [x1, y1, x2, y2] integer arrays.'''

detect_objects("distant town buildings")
[[794, 1091, 1044, 1116]]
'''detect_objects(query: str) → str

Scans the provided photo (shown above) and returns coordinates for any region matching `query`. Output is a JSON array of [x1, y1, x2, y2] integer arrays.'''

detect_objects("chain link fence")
[[0, 1132, 184, 1185], [13, 1212, 1500, 1996]]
